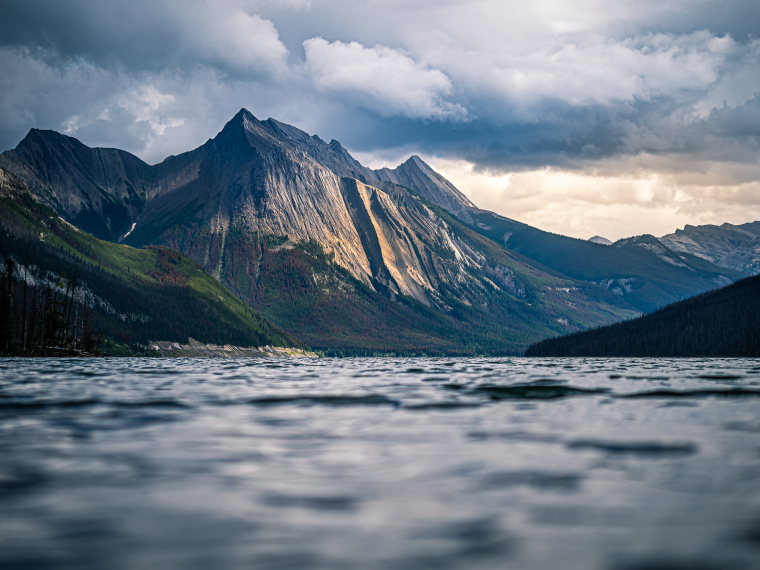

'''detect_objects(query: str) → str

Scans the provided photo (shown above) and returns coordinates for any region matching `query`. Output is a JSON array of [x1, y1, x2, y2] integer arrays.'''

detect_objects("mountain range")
[[589, 221, 760, 276], [0, 108, 753, 354]]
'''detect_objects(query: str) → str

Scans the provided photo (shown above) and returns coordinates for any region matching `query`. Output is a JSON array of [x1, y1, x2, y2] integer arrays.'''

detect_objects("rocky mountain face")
[[0, 108, 747, 352], [123, 110, 498, 309], [374, 155, 475, 222], [610, 222, 760, 276], [0, 129, 152, 242], [657, 222, 760, 275]]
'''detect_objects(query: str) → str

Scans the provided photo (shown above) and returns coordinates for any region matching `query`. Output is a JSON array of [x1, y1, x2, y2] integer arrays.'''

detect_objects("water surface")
[[1, 357, 759, 570]]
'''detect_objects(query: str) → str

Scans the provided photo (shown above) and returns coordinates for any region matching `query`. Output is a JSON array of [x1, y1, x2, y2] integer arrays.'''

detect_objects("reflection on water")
[[1, 357, 759, 570]]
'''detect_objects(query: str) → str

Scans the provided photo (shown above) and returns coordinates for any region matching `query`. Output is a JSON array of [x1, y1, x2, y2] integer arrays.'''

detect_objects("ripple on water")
[[469, 381, 610, 400], [0, 356, 758, 570], [566, 438, 698, 457], [480, 470, 583, 492], [697, 374, 745, 380], [414, 516, 513, 558], [0, 397, 95, 410], [0, 466, 48, 495], [467, 430, 563, 444], [619, 388, 760, 399], [260, 492, 359, 511], [402, 401, 481, 410], [246, 394, 400, 407], [612, 556, 732, 570]]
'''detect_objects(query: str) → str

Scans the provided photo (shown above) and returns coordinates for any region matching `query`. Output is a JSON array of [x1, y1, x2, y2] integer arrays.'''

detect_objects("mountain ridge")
[[0, 108, 747, 353], [656, 221, 760, 274]]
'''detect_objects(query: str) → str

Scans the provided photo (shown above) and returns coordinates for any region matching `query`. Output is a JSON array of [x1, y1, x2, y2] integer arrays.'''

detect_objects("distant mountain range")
[[588, 221, 760, 275], [655, 222, 760, 275], [0, 108, 754, 354], [526, 275, 760, 357]]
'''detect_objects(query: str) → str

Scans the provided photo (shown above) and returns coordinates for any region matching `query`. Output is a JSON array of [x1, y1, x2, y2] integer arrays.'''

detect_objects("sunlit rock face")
[[374, 154, 476, 222], [124, 109, 492, 306], [0, 109, 499, 308]]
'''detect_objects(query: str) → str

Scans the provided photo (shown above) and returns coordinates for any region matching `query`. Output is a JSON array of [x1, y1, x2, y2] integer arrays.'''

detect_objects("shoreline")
[[147, 338, 318, 358]]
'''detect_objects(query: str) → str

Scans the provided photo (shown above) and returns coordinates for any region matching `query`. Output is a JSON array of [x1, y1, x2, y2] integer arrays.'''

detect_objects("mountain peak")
[[216, 108, 259, 134], [401, 154, 430, 171], [16, 127, 74, 150], [214, 108, 263, 148], [233, 108, 257, 122], [374, 153, 475, 217]]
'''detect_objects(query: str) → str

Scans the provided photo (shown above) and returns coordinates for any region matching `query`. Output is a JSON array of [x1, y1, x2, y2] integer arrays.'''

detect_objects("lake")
[[1, 357, 759, 570]]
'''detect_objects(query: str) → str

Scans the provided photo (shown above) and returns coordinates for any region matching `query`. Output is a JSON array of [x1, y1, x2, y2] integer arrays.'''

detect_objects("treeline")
[[0, 258, 104, 355], [0, 238, 295, 353], [526, 275, 760, 357]]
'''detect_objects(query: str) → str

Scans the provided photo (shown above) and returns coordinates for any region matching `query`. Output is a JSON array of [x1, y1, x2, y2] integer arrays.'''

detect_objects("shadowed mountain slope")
[[0, 129, 152, 242], [466, 210, 744, 313]]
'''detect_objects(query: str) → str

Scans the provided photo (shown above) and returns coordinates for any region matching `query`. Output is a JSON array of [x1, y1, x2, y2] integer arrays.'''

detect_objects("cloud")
[[430, 154, 760, 240], [0, 0, 758, 237], [185, 10, 290, 77], [0, 1, 290, 77], [303, 37, 465, 119]]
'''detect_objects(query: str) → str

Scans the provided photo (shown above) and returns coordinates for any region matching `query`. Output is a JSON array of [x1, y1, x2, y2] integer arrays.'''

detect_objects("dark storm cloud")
[[0, 0, 288, 77], [0, 0, 758, 175]]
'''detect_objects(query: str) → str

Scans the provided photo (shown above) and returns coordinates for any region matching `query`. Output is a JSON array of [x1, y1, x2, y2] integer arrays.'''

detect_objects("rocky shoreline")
[[148, 338, 318, 358]]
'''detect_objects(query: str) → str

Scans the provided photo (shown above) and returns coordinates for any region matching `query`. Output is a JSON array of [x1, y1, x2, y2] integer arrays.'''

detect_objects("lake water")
[[1, 357, 759, 570]]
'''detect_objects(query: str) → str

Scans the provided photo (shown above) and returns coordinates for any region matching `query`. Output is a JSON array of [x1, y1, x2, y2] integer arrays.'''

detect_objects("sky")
[[1, 0, 758, 240]]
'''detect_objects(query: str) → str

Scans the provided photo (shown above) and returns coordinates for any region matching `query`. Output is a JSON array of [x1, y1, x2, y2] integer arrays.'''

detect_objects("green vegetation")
[[0, 172, 297, 355], [526, 275, 760, 357]]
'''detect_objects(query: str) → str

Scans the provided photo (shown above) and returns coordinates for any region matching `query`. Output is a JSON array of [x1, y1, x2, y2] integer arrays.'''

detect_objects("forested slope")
[[526, 275, 760, 357]]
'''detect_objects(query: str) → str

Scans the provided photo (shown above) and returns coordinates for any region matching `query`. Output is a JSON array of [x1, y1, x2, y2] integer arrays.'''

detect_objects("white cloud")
[[116, 85, 184, 136], [415, 30, 739, 118], [188, 10, 290, 77], [1, 0, 758, 239], [303, 37, 465, 119]]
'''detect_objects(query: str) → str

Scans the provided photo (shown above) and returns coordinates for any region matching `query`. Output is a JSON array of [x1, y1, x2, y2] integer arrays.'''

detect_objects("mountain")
[[0, 168, 296, 355], [526, 275, 760, 357], [588, 235, 612, 245], [0, 108, 746, 353], [0, 128, 152, 242], [463, 210, 743, 313], [657, 221, 760, 275], [610, 221, 760, 276], [374, 155, 475, 221]]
